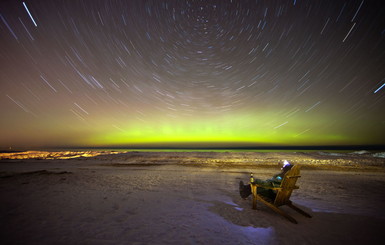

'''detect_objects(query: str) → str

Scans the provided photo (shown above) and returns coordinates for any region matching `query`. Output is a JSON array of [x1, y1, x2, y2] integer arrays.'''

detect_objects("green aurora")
[[1, 1, 384, 149]]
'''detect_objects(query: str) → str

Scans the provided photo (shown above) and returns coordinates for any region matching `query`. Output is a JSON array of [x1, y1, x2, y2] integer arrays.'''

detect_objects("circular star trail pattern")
[[1, 0, 385, 148]]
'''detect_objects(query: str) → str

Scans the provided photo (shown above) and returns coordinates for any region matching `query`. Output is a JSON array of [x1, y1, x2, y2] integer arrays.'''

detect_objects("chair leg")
[[251, 184, 257, 210], [256, 196, 298, 224], [287, 202, 312, 218]]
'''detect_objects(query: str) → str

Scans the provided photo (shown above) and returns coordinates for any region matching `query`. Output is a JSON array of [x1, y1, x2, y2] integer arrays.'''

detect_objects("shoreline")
[[1, 150, 384, 172]]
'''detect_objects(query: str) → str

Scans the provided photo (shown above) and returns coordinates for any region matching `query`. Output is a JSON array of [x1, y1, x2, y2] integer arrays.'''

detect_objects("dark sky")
[[1, 0, 385, 148]]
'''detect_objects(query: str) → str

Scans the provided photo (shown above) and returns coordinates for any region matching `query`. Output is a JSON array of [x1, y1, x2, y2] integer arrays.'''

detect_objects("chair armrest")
[[251, 183, 299, 190], [287, 175, 301, 178], [251, 183, 282, 191]]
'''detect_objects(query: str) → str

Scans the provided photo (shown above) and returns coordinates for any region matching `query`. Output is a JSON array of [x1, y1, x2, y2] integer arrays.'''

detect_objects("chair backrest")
[[273, 165, 301, 206]]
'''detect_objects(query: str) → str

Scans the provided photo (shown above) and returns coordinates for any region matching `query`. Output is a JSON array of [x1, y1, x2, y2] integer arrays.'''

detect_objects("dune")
[[1, 151, 384, 244]]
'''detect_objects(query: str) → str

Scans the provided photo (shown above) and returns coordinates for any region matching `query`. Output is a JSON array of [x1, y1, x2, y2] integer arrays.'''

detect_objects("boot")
[[239, 180, 252, 199]]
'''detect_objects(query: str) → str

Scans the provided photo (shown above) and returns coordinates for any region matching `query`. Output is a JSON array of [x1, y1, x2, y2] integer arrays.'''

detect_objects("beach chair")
[[250, 165, 312, 224]]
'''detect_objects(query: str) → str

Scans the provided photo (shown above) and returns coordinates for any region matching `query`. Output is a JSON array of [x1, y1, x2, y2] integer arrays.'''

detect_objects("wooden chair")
[[250, 165, 312, 224]]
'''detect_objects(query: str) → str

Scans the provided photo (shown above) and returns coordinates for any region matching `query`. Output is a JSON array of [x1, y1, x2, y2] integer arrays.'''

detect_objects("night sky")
[[1, 0, 385, 149]]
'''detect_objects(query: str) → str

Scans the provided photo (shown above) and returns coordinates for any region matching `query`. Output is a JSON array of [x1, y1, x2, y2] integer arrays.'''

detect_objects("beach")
[[1, 151, 385, 244]]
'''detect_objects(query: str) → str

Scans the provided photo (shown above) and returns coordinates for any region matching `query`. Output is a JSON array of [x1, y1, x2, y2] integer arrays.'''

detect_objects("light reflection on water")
[[223, 200, 245, 211], [242, 226, 275, 243], [216, 199, 275, 244]]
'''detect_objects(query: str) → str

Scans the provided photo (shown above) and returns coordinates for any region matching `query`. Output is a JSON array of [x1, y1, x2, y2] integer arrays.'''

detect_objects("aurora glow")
[[1, 0, 384, 149]]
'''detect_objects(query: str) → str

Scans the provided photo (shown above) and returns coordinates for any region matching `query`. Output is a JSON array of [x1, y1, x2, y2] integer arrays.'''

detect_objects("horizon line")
[[4, 144, 384, 151]]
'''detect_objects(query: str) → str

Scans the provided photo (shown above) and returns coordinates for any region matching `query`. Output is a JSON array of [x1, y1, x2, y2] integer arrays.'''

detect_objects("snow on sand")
[[1, 151, 385, 244]]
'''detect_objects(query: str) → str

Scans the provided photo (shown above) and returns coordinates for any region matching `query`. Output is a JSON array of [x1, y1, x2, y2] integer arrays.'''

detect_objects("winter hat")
[[282, 160, 292, 170]]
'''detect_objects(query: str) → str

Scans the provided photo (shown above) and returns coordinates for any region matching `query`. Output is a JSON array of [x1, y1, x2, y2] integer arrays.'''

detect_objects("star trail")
[[1, 0, 384, 149]]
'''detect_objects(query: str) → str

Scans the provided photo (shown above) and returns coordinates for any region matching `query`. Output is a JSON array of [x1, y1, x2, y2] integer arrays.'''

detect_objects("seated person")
[[239, 160, 293, 199]]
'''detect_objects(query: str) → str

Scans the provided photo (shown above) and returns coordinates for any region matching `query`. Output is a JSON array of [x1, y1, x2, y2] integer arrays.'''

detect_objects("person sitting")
[[239, 160, 293, 200]]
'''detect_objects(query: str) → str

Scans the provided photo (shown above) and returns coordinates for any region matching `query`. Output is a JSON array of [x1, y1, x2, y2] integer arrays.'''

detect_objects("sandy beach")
[[1, 151, 385, 244]]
